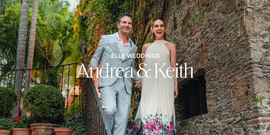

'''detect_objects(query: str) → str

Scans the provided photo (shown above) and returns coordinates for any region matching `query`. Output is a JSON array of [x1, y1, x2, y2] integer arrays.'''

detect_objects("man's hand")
[[134, 78, 142, 90], [87, 66, 97, 76]]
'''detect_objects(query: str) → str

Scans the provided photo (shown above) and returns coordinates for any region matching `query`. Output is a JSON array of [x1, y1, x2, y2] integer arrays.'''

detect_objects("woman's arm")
[[168, 43, 178, 98]]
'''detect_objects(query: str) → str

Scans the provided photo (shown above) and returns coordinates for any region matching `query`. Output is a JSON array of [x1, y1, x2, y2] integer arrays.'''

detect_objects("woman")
[[127, 18, 178, 135]]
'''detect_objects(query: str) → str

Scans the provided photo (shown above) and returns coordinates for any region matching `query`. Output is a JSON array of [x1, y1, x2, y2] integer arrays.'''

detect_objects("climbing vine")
[[73, 0, 155, 120]]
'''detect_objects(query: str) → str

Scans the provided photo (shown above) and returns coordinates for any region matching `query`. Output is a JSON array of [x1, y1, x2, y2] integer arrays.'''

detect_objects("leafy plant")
[[67, 100, 82, 115], [11, 116, 32, 129], [0, 87, 17, 118], [44, 68, 59, 88], [58, 116, 72, 128], [0, 118, 12, 130], [58, 113, 86, 135], [23, 84, 65, 123], [253, 97, 265, 106], [263, 42, 270, 47]]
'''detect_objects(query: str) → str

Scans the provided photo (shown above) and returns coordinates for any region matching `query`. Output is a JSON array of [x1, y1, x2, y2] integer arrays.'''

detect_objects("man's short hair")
[[118, 13, 133, 23]]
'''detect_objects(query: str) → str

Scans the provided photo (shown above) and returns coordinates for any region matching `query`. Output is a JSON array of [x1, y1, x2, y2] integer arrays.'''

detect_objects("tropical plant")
[[23, 0, 40, 116], [23, 84, 65, 123], [13, 0, 30, 117], [0, 87, 17, 118], [35, 0, 73, 68], [0, 3, 23, 79]]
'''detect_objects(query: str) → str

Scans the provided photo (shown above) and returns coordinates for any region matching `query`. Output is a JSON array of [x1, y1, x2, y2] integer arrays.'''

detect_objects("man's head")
[[117, 13, 133, 36]]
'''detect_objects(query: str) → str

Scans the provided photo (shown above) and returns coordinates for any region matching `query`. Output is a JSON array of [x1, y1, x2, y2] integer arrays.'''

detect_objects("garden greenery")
[[23, 84, 65, 123], [0, 87, 17, 118], [67, 100, 82, 115]]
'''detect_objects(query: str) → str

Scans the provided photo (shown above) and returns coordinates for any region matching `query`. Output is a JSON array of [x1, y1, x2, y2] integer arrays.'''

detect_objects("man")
[[89, 13, 141, 135]]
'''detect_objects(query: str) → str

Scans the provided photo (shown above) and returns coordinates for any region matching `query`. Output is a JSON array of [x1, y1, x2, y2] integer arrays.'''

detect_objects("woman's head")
[[151, 18, 167, 42]]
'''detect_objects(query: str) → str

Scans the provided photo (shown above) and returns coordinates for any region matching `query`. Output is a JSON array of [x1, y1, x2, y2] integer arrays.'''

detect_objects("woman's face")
[[152, 19, 165, 40]]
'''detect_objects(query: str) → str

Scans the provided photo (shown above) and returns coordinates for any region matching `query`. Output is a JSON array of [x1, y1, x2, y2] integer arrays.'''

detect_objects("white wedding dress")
[[127, 40, 176, 135]]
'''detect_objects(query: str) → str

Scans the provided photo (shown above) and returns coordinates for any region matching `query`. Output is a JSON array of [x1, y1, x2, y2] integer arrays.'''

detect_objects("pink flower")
[[88, 13, 92, 17], [145, 121, 152, 129], [143, 129, 149, 135], [88, 12, 96, 17], [170, 122, 173, 127], [158, 124, 163, 130], [153, 119, 156, 123], [79, 12, 83, 16]]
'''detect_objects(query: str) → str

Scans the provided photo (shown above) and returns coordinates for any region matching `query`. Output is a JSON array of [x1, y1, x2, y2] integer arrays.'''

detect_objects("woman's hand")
[[135, 78, 142, 90], [174, 86, 178, 98]]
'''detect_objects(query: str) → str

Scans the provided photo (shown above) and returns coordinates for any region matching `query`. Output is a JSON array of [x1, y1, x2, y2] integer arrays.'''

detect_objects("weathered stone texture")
[[157, 0, 270, 134]]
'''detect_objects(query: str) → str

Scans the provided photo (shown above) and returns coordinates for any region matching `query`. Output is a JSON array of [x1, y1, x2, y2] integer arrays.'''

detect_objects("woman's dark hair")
[[151, 18, 167, 42], [118, 13, 133, 23]]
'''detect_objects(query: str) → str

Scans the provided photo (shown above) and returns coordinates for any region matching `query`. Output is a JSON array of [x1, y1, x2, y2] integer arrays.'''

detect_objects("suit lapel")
[[108, 32, 137, 61], [108, 33, 122, 61], [128, 41, 136, 54], [123, 41, 136, 61]]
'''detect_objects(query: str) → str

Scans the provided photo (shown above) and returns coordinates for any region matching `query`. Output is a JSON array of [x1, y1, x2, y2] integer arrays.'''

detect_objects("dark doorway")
[[181, 75, 207, 119]]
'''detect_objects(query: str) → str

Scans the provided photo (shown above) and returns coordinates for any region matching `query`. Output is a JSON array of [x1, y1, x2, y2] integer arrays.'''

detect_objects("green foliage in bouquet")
[[0, 87, 17, 117], [23, 84, 65, 123]]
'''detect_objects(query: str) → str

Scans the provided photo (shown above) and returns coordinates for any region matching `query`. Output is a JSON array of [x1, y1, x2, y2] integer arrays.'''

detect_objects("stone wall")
[[156, 0, 270, 134]]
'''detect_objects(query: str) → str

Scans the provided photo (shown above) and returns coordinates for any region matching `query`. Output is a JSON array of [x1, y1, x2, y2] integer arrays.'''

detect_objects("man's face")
[[117, 16, 132, 35]]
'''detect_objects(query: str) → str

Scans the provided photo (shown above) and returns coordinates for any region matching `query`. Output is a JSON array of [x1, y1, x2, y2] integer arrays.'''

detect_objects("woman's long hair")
[[150, 18, 167, 43]]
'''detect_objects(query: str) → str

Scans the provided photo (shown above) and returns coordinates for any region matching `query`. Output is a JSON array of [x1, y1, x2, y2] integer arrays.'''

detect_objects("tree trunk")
[[12, 0, 30, 117], [22, 0, 39, 116]]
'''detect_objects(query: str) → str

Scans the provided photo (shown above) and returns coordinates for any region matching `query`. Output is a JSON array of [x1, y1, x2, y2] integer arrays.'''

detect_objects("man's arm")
[[90, 36, 105, 68]]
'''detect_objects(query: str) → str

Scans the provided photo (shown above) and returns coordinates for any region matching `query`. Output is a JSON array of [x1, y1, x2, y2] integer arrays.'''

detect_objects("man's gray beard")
[[123, 31, 130, 35], [120, 28, 131, 35]]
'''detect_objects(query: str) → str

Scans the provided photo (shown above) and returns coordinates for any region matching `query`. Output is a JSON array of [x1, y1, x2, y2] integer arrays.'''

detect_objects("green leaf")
[[260, 97, 265, 103], [195, 14, 198, 20], [182, 25, 186, 31]]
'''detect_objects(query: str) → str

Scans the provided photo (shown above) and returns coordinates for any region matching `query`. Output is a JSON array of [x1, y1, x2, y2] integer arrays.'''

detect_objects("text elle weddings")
[[77, 63, 194, 79]]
